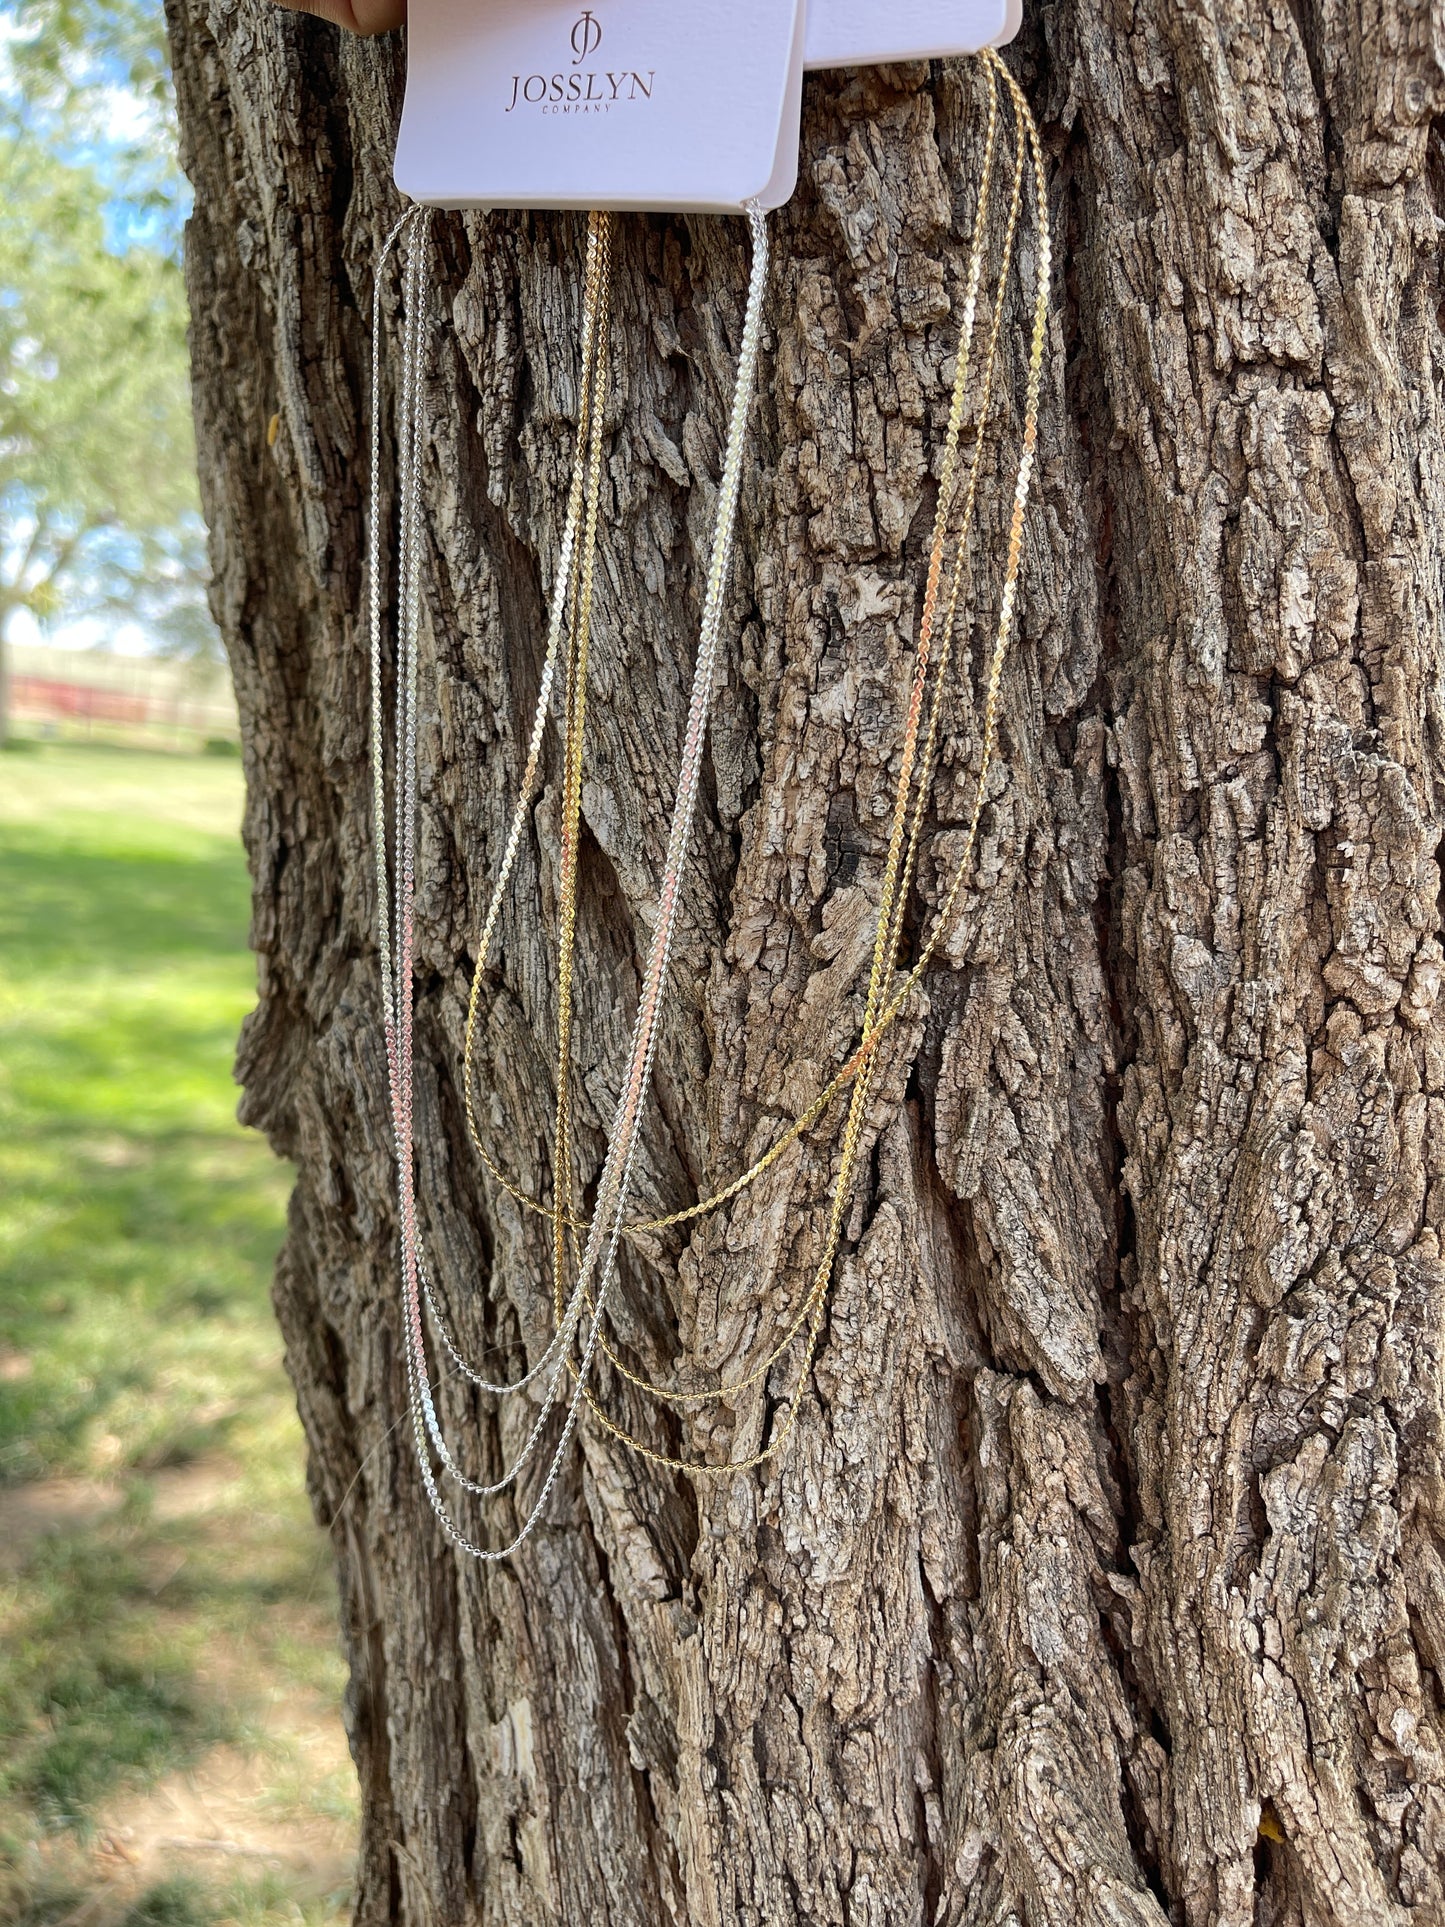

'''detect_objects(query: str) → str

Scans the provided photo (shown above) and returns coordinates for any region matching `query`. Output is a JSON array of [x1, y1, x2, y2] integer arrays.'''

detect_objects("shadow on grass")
[[0, 1073, 289, 1486], [12, 1868, 331, 1927], [0, 1523, 226, 1881], [0, 1486, 351, 1927], [0, 754, 352, 1927], [0, 835, 249, 976], [0, 805, 284, 1485]]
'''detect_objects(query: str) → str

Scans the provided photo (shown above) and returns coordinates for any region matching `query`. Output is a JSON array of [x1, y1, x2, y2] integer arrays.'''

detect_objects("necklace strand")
[[374, 206, 771, 1556], [460, 58, 1047, 1260], [372, 50, 1051, 1540], [568, 56, 1014, 1432], [452, 54, 1049, 1472], [382, 212, 606, 1418], [372, 212, 609, 1535], [568, 49, 1051, 1474]]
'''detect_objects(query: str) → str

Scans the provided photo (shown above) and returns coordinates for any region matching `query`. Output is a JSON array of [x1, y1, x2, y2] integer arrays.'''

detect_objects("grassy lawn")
[[0, 740, 355, 1927]]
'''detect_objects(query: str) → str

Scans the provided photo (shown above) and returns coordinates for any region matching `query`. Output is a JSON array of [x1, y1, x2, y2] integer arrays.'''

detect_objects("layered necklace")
[[370, 48, 1050, 1558]]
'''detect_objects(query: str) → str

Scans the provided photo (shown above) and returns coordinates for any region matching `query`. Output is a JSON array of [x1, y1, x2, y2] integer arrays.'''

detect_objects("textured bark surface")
[[167, 2, 1445, 1922]]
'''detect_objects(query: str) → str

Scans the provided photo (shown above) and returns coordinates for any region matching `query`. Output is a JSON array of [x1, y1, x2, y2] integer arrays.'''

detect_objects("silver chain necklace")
[[370, 204, 771, 1559]]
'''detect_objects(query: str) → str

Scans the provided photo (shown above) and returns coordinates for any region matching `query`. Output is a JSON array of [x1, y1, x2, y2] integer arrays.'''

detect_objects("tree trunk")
[[166, 3, 1445, 1922]]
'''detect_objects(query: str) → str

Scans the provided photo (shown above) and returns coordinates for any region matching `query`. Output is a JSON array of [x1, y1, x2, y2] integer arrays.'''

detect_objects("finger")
[[270, 0, 405, 35], [351, 0, 407, 30]]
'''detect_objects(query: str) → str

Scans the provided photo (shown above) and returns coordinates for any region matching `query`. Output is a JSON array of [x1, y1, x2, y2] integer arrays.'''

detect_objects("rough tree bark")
[[167, 1, 1445, 1921]]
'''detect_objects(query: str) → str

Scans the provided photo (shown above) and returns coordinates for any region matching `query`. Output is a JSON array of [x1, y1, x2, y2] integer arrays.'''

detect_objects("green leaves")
[[6, 0, 176, 156], [0, 0, 211, 657]]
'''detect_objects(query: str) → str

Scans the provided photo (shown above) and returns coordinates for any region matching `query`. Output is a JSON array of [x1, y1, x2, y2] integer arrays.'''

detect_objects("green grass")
[[0, 741, 355, 1927]]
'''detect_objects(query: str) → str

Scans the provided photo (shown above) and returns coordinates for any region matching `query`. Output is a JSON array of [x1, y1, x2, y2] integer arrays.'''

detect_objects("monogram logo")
[[570, 10, 602, 63], [504, 7, 653, 117]]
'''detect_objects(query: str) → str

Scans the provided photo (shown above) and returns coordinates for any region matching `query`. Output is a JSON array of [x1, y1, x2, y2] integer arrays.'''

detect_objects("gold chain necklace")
[[451, 47, 1052, 1475]]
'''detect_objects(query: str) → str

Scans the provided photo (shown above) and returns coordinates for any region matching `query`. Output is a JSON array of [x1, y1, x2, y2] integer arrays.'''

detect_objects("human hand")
[[270, 0, 406, 34]]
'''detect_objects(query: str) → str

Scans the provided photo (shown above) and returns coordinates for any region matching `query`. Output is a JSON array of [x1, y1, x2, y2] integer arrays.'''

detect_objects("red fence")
[[12, 676, 153, 726]]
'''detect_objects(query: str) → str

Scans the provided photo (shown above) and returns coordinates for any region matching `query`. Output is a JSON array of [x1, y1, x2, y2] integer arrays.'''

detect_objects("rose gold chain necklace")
[[374, 49, 1051, 1547], [451, 50, 1050, 1477]]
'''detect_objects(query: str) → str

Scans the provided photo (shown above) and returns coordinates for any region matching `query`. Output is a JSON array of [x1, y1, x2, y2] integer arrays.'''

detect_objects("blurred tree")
[[0, 0, 210, 745], [8, 0, 187, 243], [11, 0, 171, 86]]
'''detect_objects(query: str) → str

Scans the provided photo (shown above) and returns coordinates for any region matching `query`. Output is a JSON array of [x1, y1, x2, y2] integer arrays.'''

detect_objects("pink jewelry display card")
[[804, 0, 1019, 69], [395, 0, 806, 214]]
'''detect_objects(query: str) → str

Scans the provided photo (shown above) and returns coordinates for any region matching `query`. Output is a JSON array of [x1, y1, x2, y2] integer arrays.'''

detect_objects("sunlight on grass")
[[0, 741, 355, 1927]]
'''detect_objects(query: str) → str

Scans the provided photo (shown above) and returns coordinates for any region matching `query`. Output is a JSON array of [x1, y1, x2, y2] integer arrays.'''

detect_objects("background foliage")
[[0, 0, 212, 700], [1, 7, 355, 1923], [0, 743, 355, 1927]]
